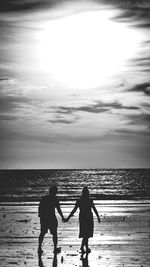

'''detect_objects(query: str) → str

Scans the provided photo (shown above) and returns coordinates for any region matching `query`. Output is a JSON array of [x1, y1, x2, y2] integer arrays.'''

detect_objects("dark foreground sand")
[[0, 200, 150, 267]]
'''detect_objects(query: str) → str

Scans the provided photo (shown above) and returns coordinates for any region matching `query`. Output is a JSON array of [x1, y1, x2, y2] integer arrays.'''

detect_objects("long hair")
[[82, 186, 89, 198]]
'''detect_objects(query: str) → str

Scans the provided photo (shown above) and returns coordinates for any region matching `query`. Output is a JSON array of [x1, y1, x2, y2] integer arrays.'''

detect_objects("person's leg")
[[80, 238, 84, 249], [53, 231, 61, 253], [53, 231, 58, 250], [38, 218, 47, 253], [80, 238, 86, 252], [85, 238, 91, 253], [85, 237, 88, 250], [38, 231, 45, 253]]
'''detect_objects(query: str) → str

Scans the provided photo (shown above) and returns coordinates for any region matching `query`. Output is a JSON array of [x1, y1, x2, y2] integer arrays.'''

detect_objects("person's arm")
[[92, 200, 101, 223], [66, 200, 79, 221], [38, 201, 41, 217], [56, 199, 65, 222]]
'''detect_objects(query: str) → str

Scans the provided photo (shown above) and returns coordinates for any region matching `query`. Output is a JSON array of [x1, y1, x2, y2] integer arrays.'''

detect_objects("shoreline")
[[0, 197, 150, 203], [0, 199, 150, 205]]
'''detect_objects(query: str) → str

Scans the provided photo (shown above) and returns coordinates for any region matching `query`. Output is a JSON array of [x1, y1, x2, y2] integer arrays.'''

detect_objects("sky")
[[0, 0, 150, 169]]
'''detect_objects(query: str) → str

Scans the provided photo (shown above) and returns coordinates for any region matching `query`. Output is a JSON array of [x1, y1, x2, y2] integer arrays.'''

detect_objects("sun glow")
[[36, 10, 142, 89]]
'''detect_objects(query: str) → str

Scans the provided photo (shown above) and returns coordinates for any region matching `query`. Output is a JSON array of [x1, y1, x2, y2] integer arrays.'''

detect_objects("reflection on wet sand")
[[38, 252, 90, 267], [38, 253, 57, 267], [80, 253, 89, 267]]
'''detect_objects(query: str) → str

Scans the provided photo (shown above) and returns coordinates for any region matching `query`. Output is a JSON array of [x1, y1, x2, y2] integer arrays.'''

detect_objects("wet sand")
[[0, 200, 150, 267]]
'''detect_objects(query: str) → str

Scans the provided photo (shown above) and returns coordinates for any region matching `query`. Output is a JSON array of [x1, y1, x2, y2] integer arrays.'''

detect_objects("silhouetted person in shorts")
[[38, 185, 65, 254], [66, 186, 101, 253]]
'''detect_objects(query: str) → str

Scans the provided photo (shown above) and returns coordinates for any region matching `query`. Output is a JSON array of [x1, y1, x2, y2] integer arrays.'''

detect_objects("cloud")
[[0, 0, 49, 12], [129, 82, 150, 96], [48, 118, 77, 124], [0, 77, 9, 81], [0, 0, 150, 34], [55, 101, 139, 116], [56, 105, 108, 115], [42, 101, 140, 126], [0, 94, 33, 112], [100, 0, 150, 26], [0, 114, 18, 121], [0, 78, 39, 114], [115, 127, 150, 136], [126, 113, 150, 128], [1, 0, 150, 28], [134, 56, 150, 64], [133, 55, 150, 74], [0, 0, 71, 13], [105, 102, 139, 110]]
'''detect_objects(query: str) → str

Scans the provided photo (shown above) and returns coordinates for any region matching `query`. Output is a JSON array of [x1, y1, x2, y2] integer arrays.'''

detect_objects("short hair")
[[49, 185, 58, 195]]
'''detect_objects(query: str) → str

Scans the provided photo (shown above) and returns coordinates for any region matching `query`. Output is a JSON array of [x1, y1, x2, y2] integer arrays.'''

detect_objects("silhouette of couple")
[[38, 185, 101, 255]]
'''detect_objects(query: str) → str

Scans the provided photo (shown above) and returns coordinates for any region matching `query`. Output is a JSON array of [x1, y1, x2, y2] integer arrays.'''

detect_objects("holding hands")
[[64, 217, 69, 223], [63, 217, 69, 223], [62, 217, 66, 223], [62, 216, 70, 223], [98, 216, 101, 223]]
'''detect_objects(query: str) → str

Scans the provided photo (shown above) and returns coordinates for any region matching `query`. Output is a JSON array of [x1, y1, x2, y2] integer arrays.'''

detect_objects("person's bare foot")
[[86, 247, 91, 253], [53, 247, 61, 254], [79, 247, 86, 254]]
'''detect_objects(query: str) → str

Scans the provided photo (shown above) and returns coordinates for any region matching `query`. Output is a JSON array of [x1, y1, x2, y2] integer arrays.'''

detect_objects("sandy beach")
[[0, 200, 150, 267]]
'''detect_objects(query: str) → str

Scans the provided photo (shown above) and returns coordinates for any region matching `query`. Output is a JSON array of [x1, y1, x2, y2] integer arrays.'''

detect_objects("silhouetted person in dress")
[[66, 186, 101, 253], [38, 185, 65, 254]]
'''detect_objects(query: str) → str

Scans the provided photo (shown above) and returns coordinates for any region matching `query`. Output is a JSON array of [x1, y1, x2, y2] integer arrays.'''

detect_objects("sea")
[[0, 169, 150, 202]]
